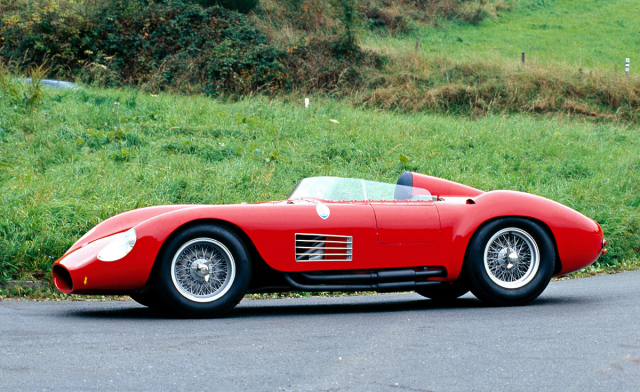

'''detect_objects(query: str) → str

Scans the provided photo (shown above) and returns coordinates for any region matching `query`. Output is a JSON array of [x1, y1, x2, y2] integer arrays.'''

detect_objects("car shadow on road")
[[231, 297, 484, 318], [61, 294, 592, 320], [229, 295, 589, 318]]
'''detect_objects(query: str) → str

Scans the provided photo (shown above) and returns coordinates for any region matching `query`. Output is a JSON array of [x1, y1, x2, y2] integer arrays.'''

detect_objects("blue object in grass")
[[12, 78, 77, 89]]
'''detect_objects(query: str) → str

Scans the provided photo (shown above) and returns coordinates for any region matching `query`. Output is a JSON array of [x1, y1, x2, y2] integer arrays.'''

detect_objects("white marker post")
[[305, 98, 310, 108], [625, 58, 630, 76]]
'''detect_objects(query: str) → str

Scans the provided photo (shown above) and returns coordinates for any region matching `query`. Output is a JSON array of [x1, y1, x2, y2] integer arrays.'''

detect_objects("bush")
[[280, 0, 330, 31], [329, 0, 365, 51], [281, 36, 380, 92], [361, 0, 510, 34], [0, 0, 284, 94], [196, 0, 259, 14], [0, 0, 381, 95], [0, 0, 384, 95]]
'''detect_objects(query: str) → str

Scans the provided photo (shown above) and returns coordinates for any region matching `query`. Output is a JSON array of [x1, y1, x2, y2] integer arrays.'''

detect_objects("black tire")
[[129, 292, 162, 308], [154, 224, 252, 318], [463, 218, 555, 306], [415, 279, 470, 301]]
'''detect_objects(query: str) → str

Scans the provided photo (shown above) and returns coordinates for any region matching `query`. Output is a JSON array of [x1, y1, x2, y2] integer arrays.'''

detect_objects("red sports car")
[[52, 172, 606, 317]]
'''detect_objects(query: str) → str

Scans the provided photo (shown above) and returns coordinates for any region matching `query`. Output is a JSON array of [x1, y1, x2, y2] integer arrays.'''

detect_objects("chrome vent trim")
[[295, 233, 353, 262]]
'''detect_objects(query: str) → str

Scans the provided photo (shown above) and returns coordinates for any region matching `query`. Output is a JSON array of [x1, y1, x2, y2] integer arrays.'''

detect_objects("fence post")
[[415, 37, 421, 53], [522, 51, 526, 66]]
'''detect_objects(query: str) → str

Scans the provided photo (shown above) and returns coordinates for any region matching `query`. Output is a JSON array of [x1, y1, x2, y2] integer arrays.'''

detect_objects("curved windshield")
[[288, 177, 431, 202]]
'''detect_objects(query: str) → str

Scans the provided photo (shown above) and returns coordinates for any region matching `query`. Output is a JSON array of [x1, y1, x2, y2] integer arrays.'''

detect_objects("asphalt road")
[[1, 271, 640, 392]]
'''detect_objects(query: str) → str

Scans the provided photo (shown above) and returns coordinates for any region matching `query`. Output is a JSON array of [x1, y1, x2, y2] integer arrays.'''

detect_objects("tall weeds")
[[0, 62, 45, 112], [358, 56, 640, 122]]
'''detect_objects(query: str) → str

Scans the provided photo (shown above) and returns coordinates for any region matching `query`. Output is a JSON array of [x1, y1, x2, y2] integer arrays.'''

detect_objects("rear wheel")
[[155, 224, 251, 317], [464, 218, 555, 306]]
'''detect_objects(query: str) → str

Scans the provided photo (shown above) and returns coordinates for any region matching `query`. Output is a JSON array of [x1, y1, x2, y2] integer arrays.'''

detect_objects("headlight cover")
[[97, 228, 137, 262]]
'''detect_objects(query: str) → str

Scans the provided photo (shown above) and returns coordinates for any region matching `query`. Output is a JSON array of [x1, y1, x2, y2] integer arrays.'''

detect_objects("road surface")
[[1, 271, 639, 391]]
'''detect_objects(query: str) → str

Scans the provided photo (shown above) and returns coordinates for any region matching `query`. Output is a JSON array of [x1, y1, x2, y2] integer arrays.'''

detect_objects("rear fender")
[[459, 216, 562, 276], [446, 191, 602, 277]]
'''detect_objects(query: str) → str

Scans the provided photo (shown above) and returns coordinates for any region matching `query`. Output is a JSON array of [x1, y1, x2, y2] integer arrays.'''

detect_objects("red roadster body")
[[52, 172, 606, 316]]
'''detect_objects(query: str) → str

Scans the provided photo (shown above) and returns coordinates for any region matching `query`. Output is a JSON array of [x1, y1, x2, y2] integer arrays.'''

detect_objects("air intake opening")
[[295, 233, 352, 262], [52, 265, 73, 292]]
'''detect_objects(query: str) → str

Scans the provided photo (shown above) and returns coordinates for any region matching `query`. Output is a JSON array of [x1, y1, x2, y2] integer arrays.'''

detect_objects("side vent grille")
[[295, 234, 353, 262]]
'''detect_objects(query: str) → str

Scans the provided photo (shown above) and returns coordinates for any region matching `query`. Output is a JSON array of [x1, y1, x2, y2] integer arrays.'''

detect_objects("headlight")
[[97, 228, 137, 262]]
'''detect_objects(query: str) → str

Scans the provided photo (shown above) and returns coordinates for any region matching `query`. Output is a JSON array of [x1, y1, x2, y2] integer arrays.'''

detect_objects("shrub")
[[0, 0, 284, 94], [280, 0, 329, 31], [329, 0, 365, 51], [0, 0, 384, 95], [195, 0, 259, 14], [362, 0, 510, 33], [365, 6, 411, 35]]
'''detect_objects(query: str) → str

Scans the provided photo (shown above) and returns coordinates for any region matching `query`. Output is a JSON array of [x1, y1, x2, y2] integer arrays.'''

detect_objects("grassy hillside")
[[355, 0, 640, 120], [1, 0, 639, 288], [364, 0, 640, 69], [0, 85, 638, 281], [2, 0, 638, 121]]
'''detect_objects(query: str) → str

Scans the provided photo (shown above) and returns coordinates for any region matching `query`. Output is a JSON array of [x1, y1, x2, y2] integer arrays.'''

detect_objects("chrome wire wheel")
[[170, 238, 236, 303], [483, 228, 540, 289]]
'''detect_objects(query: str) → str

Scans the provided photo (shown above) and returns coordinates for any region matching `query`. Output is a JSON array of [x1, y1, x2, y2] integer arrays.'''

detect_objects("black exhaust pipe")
[[283, 271, 446, 293], [298, 268, 445, 283]]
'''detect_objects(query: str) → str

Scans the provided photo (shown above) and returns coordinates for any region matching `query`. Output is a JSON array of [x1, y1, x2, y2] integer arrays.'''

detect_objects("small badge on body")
[[316, 204, 330, 219]]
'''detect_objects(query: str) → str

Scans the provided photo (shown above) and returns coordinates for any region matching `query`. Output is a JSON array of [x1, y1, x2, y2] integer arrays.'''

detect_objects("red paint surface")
[[371, 202, 441, 244], [411, 173, 483, 198], [53, 173, 605, 294]]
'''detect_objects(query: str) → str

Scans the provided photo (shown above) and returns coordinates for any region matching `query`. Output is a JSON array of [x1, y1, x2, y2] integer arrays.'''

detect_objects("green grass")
[[363, 0, 640, 70], [355, 0, 640, 123], [1, 85, 638, 281]]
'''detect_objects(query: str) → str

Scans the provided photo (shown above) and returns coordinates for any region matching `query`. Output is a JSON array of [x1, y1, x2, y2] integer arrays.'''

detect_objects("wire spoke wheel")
[[170, 238, 236, 303], [483, 228, 540, 289]]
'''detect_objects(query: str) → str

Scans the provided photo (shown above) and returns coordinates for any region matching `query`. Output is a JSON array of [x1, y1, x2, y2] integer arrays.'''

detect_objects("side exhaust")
[[283, 268, 447, 292]]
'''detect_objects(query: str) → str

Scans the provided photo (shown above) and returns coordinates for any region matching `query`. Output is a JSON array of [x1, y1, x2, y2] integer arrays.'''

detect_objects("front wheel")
[[415, 279, 469, 301], [464, 218, 555, 306], [155, 224, 252, 317], [129, 292, 162, 309]]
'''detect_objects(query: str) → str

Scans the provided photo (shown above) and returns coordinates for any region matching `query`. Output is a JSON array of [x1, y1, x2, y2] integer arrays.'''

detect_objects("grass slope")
[[1, 86, 638, 281], [364, 0, 640, 70], [355, 0, 640, 122]]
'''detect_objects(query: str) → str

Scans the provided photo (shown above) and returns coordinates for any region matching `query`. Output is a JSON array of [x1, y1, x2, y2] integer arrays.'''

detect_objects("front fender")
[[54, 205, 230, 293], [125, 205, 272, 289], [63, 205, 197, 257]]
